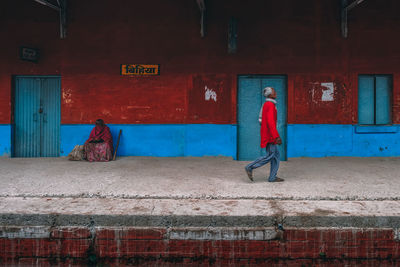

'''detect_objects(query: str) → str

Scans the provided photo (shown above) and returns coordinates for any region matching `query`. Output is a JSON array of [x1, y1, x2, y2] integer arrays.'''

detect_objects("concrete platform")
[[0, 156, 399, 200], [0, 156, 399, 228]]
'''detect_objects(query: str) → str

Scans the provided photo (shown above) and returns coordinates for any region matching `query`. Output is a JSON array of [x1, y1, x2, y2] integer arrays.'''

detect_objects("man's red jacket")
[[260, 101, 280, 148]]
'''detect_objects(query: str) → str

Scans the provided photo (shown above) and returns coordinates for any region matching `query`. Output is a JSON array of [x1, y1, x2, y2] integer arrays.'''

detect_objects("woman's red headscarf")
[[85, 120, 113, 148]]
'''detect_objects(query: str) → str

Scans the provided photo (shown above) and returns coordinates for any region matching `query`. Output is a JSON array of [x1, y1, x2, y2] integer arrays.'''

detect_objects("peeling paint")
[[205, 86, 217, 102], [0, 226, 50, 239], [311, 82, 334, 102], [296, 76, 350, 124], [320, 82, 334, 102], [102, 109, 111, 116], [62, 88, 73, 104], [189, 75, 232, 123], [126, 106, 151, 109], [395, 228, 400, 241], [168, 228, 278, 241]]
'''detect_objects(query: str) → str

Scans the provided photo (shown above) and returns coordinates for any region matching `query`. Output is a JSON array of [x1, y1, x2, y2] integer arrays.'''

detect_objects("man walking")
[[245, 87, 284, 182]]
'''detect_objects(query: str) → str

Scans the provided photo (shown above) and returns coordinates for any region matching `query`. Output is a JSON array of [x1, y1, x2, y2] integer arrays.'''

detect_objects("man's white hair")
[[263, 87, 274, 97]]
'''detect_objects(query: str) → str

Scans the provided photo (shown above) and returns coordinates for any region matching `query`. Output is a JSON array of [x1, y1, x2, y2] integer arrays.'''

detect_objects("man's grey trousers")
[[245, 143, 280, 182]]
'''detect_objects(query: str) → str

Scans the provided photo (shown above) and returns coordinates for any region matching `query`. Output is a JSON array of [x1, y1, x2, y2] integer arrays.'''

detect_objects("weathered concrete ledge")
[[1, 197, 400, 265], [1, 197, 400, 228]]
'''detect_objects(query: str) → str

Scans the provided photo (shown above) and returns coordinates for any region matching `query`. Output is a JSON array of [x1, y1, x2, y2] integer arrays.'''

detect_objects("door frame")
[[12, 75, 62, 157], [236, 74, 288, 161]]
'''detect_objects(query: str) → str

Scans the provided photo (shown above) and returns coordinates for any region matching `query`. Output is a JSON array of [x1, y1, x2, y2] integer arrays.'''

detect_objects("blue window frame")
[[358, 75, 392, 125]]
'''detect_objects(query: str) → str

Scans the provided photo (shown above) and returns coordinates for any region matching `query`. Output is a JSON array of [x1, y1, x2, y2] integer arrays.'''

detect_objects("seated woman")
[[84, 119, 113, 162]]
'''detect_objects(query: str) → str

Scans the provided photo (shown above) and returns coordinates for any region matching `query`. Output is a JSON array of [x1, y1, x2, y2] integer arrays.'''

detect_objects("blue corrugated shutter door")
[[238, 78, 263, 160], [14, 76, 61, 157], [15, 77, 41, 157], [238, 76, 287, 161], [41, 78, 61, 156]]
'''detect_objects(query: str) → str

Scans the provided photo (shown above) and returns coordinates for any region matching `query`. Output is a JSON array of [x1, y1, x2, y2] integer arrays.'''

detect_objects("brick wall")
[[1, 226, 399, 266]]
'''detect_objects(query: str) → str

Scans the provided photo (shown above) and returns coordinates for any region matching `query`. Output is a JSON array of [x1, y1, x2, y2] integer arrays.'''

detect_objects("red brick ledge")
[[1, 226, 400, 266]]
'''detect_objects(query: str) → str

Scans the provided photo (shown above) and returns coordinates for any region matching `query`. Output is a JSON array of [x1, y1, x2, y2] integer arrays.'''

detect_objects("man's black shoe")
[[245, 167, 253, 181], [269, 177, 284, 182]]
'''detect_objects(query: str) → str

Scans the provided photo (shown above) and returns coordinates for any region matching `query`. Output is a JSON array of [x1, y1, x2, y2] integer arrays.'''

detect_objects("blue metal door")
[[358, 76, 375, 125], [375, 76, 392, 125], [14, 76, 61, 157], [238, 75, 287, 161], [14, 77, 41, 157]]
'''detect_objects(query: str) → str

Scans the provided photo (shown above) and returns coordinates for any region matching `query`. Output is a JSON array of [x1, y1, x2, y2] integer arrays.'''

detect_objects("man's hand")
[[276, 137, 282, 145]]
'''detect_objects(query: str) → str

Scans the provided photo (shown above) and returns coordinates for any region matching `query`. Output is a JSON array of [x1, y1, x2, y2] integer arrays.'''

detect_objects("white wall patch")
[[311, 82, 335, 103], [321, 82, 334, 102], [205, 86, 217, 102]]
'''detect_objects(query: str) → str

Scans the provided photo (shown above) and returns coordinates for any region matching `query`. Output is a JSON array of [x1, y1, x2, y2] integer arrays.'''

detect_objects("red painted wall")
[[1, 0, 400, 124]]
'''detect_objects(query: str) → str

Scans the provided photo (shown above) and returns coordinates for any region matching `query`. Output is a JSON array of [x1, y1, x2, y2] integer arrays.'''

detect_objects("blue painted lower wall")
[[0, 125, 11, 156], [2, 123, 399, 158], [287, 124, 400, 157], [61, 124, 238, 159]]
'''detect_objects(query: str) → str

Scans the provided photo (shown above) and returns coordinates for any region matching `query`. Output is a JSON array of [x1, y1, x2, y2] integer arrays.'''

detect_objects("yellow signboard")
[[121, 64, 160, 76]]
